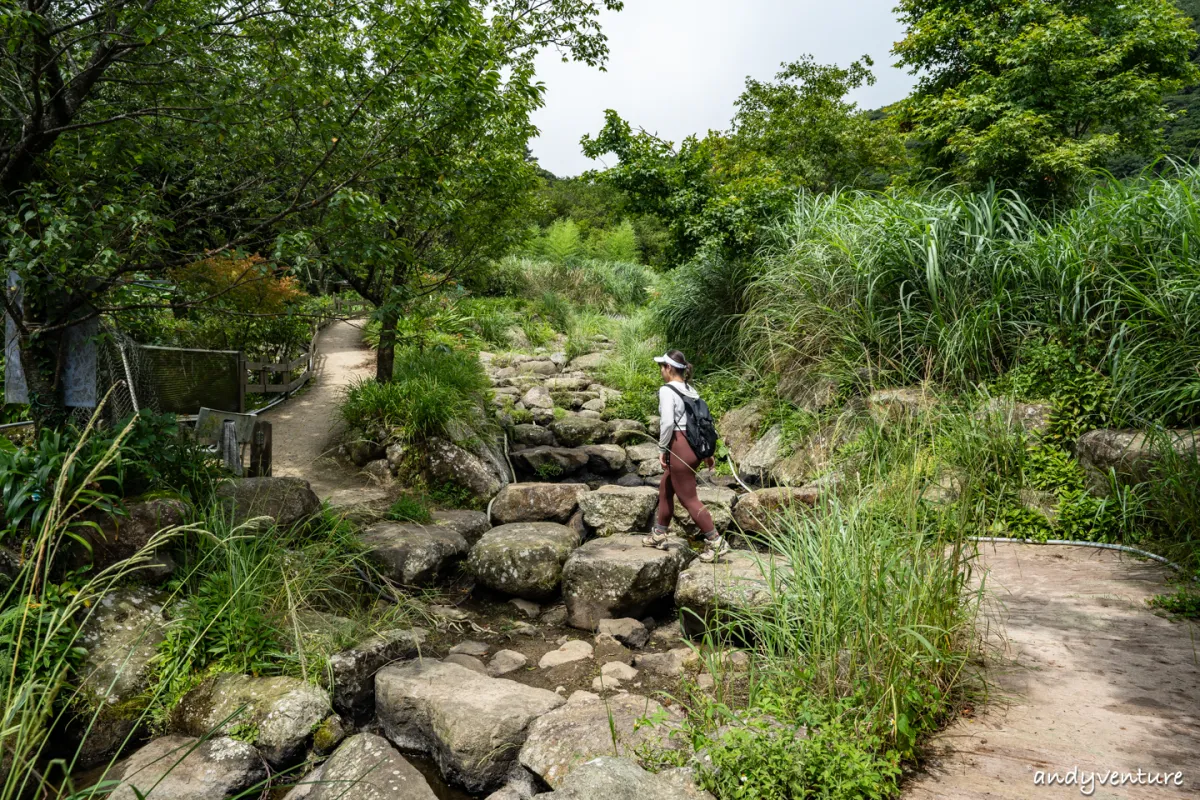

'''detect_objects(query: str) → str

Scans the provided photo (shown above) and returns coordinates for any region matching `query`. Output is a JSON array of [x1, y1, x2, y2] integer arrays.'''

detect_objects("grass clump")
[[340, 346, 489, 442], [387, 492, 433, 523]]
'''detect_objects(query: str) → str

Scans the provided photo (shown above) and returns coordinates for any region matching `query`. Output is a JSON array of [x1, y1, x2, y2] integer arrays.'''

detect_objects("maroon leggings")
[[656, 431, 716, 535]]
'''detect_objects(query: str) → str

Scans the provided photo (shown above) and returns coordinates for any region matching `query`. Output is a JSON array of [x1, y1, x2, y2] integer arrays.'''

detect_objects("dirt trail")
[[905, 542, 1200, 799], [261, 319, 388, 507]]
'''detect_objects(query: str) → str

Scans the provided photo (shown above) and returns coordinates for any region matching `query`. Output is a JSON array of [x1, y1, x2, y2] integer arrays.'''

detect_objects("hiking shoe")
[[642, 527, 670, 549], [697, 535, 732, 563]]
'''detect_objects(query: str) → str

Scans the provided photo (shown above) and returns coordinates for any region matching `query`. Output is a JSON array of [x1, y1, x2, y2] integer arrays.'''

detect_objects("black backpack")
[[667, 385, 719, 460]]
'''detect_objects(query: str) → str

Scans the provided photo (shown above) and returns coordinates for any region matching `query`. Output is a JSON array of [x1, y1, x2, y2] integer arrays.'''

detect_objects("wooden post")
[[220, 418, 243, 476], [249, 420, 272, 477]]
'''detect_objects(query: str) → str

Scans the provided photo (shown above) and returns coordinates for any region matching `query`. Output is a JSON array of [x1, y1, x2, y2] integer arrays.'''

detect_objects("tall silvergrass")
[[497, 256, 655, 311], [742, 163, 1200, 424]]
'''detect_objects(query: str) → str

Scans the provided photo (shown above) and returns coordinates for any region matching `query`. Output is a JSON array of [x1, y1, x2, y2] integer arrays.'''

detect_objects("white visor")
[[653, 353, 687, 370]]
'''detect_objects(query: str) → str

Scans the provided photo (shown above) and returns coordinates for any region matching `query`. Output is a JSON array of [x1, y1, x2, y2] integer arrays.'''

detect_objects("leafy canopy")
[[895, 0, 1200, 196]]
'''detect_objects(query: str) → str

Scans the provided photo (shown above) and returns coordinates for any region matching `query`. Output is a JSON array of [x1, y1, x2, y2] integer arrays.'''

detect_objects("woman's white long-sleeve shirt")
[[658, 381, 700, 450]]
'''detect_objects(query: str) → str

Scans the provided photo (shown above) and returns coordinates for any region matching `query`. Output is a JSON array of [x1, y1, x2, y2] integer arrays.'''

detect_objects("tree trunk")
[[17, 329, 71, 430], [375, 306, 398, 383]]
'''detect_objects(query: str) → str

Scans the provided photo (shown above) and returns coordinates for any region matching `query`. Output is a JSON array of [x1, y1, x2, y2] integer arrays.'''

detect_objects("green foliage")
[[697, 695, 902, 800], [1149, 589, 1200, 618], [540, 218, 585, 263], [995, 341, 1111, 445], [655, 255, 758, 366], [339, 347, 489, 442], [588, 219, 641, 263], [426, 481, 478, 510], [895, 0, 1200, 197], [387, 493, 433, 524], [535, 462, 564, 480], [743, 170, 1200, 425]]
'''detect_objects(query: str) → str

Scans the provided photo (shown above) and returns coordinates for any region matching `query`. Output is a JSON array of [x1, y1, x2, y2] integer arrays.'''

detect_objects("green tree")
[[895, 0, 1200, 196], [581, 56, 903, 263], [0, 0, 623, 418]]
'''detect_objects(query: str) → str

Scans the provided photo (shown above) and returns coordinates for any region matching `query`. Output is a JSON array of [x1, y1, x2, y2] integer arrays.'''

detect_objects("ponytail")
[[667, 349, 693, 385]]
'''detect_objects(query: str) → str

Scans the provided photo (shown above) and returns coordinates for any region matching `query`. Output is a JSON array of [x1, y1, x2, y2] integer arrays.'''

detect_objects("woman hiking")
[[642, 350, 731, 563]]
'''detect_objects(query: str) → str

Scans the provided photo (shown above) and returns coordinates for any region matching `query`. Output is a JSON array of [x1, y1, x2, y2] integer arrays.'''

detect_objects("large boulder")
[[360, 521, 469, 585], [1075, 428, 1200, 496], [491, 483, 590, 524], [777, 370, 838, 414], [510, 424, 557, 447], [511, 446, 590, 479], [578, 486, 658, 536], [568, 352, 609, 371], [216, 477, 320, 529], [550, 417, 608, 447], [738, 425, 784, 481], [675, 550, 788, 638], [376, 659, 566, 793], [427, 437, 507, 502], [770, 419, 856, 487], [75, 497, 188, 581], [431, 509, 491, 546], [608, 419, 650, 447], [717, 401, 765, 464], [68, 588, 168, 768], [867, 386, 936, 423], [563, 536, 696, 630], [329, 628, 427, 719], [537, 757, 714, 800], [468, 522, 582, 600], [104, 735, 267, 800], [583, 444, 628, 475], [732, 487, 819, 533], [519, 691, 687, 789], [173, 674, 329, 768], [670, 487, 737, 535], [301, 733, 438, 800]]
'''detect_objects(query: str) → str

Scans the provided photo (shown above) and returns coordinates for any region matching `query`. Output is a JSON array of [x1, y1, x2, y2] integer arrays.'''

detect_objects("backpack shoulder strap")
[[665, 384, 689, 429]]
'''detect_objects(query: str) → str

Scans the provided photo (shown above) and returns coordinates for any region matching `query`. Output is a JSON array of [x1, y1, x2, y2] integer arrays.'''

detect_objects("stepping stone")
[[488, 649, 528, 676], [376, 660, 565, 793], [562, 536, 695, 630], [674, 550, 789, 638], [597, 618, 649, 649], [296, 733, 437, 800], [329, 628, 427, 719], [592, 661, 638, 692], [582, 444, 627, 474], [468, 523, 582, 600], [509, 598, 541, 618], [521, 386, 554, 409], [731, 487, 819, 533], [539, 639, 593, 668], [608, 419, 650, 446], [567, 352, 609, 371], [577, 486, 659, 536], [550, 417, 608, 447], [633, 647, 699, 677], [511, 423, 557, 447], [535, 757, 715, 799], [431, 510, 491, 546], [517, 360, 559, 376], [449, 640, 490, 657], [545, 376, 591, 391], [360, 521, 469, 585], [625, 442, 660, 464], [173, 674, 329, 768], [511, 446, 591, 478], [104, 735, 266, 800], [444, 654, 488, 675], [492, 483, 589, 524], [519, 694, 687, 789]]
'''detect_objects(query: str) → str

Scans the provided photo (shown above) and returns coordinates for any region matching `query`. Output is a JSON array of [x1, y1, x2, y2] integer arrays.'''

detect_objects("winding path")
[[905, 542, 1200, 799], [261, 319, 388, 507]]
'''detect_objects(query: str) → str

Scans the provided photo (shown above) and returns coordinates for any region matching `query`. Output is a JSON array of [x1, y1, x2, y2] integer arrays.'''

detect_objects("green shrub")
[[540, 218, 584, 263], [1149, 589, 1200, 618], [339, 347, 489, 442], [588, 219, 640, 263], [655, 254, 757, 365]]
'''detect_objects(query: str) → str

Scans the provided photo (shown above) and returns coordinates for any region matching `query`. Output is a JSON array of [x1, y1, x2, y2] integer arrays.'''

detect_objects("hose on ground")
[[969, 536, 1198, 581]]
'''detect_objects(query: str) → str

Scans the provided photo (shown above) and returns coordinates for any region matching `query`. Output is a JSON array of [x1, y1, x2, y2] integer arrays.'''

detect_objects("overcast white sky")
[[529, 0, 916, 176]]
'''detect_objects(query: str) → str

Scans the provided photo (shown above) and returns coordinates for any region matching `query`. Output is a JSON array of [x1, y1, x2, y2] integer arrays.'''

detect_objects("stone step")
[[674, 549, 790, 638], [376, 659, 566, 793], [468, 522, 582, 600], [562, 535, 696, 630], [359, 511, 489, 586]]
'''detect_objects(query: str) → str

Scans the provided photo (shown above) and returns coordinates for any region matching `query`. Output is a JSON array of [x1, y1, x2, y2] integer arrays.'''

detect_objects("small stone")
[[596, 618, 649, 649], [450, 640, 490, 657], [510, 622, 539, 637], [444, 654, 488, 675], [509, 598, 541, 619], [540, 605, 568, 627], [539, 640, 594, 669], [696, 674, 715, 690], [633, 647, 698, 677], [488, 649, 529, 677], [429, 604, 468, 622]]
